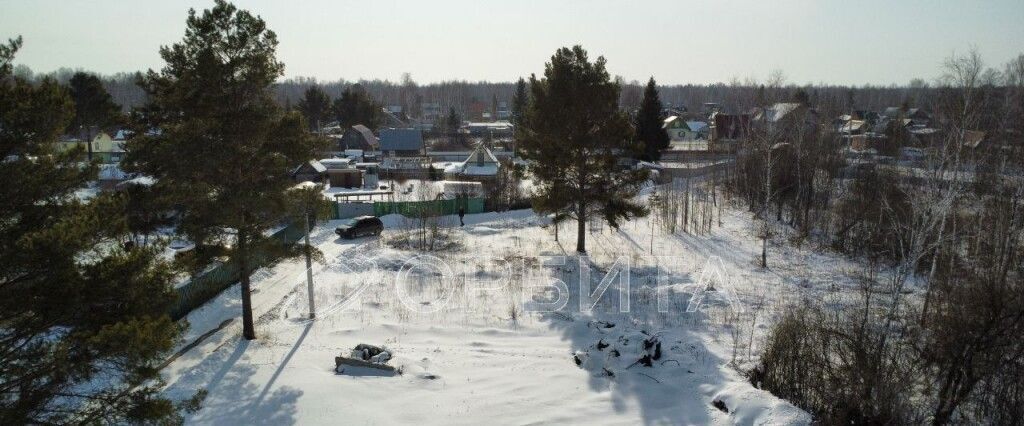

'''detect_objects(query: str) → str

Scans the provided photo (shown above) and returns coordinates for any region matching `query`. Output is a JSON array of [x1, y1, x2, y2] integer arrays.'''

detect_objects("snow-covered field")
[[161, 203, 867, 425]]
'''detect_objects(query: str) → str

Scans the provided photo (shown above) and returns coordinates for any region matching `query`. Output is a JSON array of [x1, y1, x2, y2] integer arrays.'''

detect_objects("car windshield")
[[340, 219, 358, 227]]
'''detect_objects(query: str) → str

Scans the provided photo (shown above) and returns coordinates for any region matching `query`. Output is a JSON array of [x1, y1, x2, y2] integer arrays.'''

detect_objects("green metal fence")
[[172, 197, 486, 320], [371, 197, 485, 217]]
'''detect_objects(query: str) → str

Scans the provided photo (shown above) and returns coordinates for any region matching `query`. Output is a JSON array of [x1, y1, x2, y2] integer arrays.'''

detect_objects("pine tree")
[[636, 77, 670, 161], [0, 37, 195, 424], [443, 107, 462, 147], [791, 88, 810, 106], [511, 77, 528, 126], [297, 84, 332, 133], [491, 93, 499, 121], [67, 71, 122, 160], [333, 84, 382, 130], [124, 0, 323, 340], [755, 84, 768, 107], [519, 46, 649, 253], [445, 107, 460, 134]]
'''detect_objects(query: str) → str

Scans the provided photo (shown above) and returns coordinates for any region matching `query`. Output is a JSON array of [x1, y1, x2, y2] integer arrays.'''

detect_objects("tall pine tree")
[[297, 84, 332, 133], [519, 46, 648, 253], [491, 93, 499, 121], [67, 71, 122, 161], [636, 77, 669, 161], [445, 107, 461, 134], [511, 77, 528, 126], [1, 37, 195, 424], [124, 0, 322, 340], [333, 84, 382, 130]]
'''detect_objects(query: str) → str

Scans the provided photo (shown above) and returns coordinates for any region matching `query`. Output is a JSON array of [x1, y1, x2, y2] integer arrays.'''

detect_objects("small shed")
[[292, 160, 327, 184], [327, 169, 363, 188]]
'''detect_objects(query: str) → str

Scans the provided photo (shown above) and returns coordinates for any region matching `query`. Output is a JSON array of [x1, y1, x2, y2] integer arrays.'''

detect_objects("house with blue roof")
[[378, 128, 425, 157]]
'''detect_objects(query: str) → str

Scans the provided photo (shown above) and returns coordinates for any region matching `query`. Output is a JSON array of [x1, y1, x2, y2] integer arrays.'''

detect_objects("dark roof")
[[379, 128, 424, 152], [882, 107, 902, 119], [381, 109, 407, 128], [871, 118, 891, 134], [906, 108, 930, 120], [292, 160, 327, 175], [880, 108, 928, 124]]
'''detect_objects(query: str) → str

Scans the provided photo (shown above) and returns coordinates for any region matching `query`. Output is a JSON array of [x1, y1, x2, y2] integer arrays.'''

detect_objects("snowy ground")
[[160, 201, 868, 425]]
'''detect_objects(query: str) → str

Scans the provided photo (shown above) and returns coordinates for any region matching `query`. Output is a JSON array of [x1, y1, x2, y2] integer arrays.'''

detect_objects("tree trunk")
[[304, 213, 316, 320], [576, 205, 586, 253], [238, 231, 256, 340], [86, 127, 94, 162], [921, 208, 949, 325], [761, 235, 768, 268]]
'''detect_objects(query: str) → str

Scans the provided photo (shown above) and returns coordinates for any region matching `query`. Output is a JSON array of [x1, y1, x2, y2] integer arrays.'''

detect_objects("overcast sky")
[[2, 0, 1023, 86]]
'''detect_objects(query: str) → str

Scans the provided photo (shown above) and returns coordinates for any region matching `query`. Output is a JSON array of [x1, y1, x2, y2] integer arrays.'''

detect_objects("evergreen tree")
[[519, 46, 649, 253], [333, 84, 382, 130], [445, 107, 460, 134], [491, 93, 499, 121], [791, 88, 810, 106], [442, 107, 463, 147], [636, 77, 670, 161], [120, 180, 175, 247], [755, 84, 768, 107], [0, 37, 196, 424], [511, 77, 528, 126], [297, 84, 332, 133], [67, 71, 122, 160], [124, 0, 322, 340]]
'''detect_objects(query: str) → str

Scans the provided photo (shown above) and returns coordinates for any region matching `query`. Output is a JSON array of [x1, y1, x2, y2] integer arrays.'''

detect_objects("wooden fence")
[[168, 221, 305, 320]]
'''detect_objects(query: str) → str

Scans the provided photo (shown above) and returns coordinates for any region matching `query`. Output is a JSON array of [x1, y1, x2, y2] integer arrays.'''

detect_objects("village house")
[[839, 119, 867, 135], [421, 102, 443, 124], [662, 116, 709, 143], [882, 107, 931, 126], [337, 124, 379, 151], [291, 160, 328, 184], [443, 142, 501, 181], [379, 128, 425, 157], [961, 130, 987, 150], [56, 131, 126, 164], [319, 158, 364, 189], [461, 121, 514, 138], [752, 102, 820, 138], [702, 102, 722, 116], [495, 101, 511, 121], [381, 107, 407, 128], [710, 112, 750, 152], [379, 128, 429, 177]]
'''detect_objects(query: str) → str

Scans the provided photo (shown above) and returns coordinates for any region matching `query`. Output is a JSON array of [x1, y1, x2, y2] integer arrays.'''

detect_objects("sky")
[[2, 0, 1023, 86]]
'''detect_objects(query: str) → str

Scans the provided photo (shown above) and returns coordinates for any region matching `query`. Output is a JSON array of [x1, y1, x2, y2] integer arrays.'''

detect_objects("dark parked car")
[[335, 216, 383, 239]]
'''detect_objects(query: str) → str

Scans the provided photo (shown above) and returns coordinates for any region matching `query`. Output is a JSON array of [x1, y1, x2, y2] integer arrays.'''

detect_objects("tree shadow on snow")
[[536, 255, 732, 425], [163, 337, 304, 425]]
